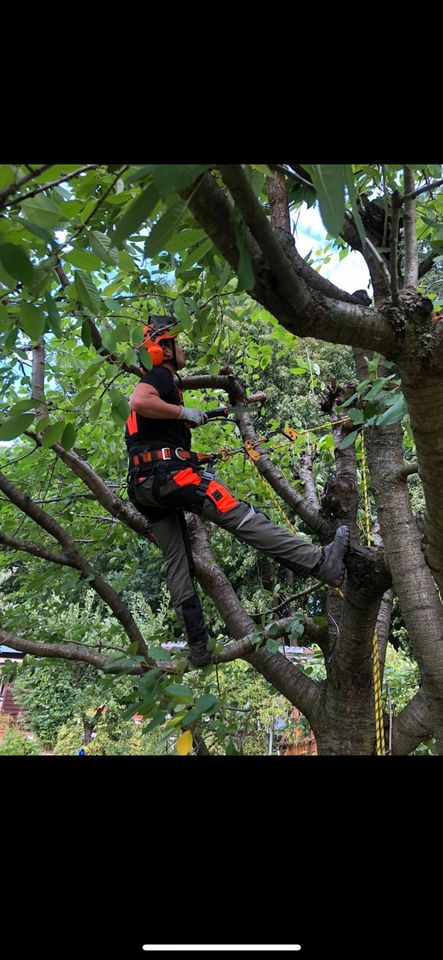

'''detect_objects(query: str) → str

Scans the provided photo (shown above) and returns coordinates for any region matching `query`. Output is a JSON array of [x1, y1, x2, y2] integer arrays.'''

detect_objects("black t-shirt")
[[125, 366, 192, 454]]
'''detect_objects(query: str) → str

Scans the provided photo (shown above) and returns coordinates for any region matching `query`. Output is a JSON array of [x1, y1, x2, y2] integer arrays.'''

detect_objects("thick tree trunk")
[[361, 396, 443, 752], [399, 351, 443, 591]]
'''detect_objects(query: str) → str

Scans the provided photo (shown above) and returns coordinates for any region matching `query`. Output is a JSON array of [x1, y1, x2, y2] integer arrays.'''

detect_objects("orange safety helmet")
[[139, 314, 178, 369]]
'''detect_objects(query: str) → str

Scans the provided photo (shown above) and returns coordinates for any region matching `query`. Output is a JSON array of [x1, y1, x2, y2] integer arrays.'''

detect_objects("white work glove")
[[178, 406, 208, 428]]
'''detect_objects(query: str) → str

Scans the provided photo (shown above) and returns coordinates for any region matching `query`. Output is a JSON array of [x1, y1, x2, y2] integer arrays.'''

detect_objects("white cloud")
[[291, 203, 372, 298]]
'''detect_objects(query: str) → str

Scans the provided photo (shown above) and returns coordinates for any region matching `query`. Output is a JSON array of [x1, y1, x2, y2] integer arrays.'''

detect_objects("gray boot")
[[314, 525, 350, 586]]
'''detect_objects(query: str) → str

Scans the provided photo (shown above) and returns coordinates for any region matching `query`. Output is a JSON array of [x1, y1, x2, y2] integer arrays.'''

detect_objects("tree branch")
[[0, 628, 112, 671], [32, 341, 48, 417], [418, 253, 438, 279], [0, 470, 150, 660], [390, 191, 401, 305], [59, 165, 129, 252], [403, 168, 419, 289], [395, 462, 419, 480], [5, 164, 100, 210], [0, 164, 54, 206], [391, 689, 433, 755], [296, 449, 320, 512], [402, 177, 443, 203], [182, 170, 397, 354], [217, 163, 311, 316], [0, 529, 76, 567]]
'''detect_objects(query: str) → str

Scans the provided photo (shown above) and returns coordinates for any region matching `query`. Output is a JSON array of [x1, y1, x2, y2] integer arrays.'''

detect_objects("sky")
[[292, 202, 372, 296]]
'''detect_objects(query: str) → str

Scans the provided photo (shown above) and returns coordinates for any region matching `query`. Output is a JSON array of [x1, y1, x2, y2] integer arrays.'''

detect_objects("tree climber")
[[126, 316, 350, 668]]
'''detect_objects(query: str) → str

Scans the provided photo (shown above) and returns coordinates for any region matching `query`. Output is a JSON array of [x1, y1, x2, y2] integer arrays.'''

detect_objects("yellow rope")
[[215, 418, 352, 463], [249, 457, 306, 538], [361, 434, 386, 756]]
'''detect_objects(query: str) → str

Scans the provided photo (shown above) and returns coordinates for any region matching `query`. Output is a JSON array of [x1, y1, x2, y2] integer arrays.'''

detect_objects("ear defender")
[[138, 316, 177, 370], [144, 339, 165, 366]]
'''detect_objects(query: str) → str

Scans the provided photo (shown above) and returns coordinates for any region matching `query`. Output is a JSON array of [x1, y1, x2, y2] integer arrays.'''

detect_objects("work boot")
[[188, 637, 212, 668], [314, 525, 350, 586]]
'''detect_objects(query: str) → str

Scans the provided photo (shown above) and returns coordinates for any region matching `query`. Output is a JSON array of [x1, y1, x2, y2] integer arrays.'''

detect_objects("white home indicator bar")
[[142, 947, 301, 953]]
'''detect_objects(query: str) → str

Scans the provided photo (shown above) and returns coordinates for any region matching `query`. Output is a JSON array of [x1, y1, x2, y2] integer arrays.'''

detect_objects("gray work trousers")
[[128, 462, 322, 642]]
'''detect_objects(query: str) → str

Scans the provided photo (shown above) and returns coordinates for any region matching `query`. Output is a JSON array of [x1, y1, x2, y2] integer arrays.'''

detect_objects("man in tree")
[[126, 316, 350, 667]]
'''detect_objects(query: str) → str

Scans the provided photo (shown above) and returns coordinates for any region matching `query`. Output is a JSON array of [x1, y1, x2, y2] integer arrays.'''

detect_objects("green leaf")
[[306, 164, 346, 237], [4, 326, 18, 350], [20, 303, 46, 340], [101, 330, 117, 353], [375, 395, 407, 428], [144, 201, 187, 257], [138, 346, 153, 370], [232, 214, 255, 292], [124, 347, 138, 367], [21, 194, 64, 229], [165, 683, 194, 703], [181, 237, 214, 270], [344, 166, 366, 250], [80, 199, 97, 223], [60, 422, 76, 449], [0, 413, 35, 440], [118, 250, 138, 272], [173, 296, 193, 330], [182, 693, 218, 727], [226, 741, 241, 756], [74, 270, 101, 314], [81, 320, 92, 347], [0, 165, 15, 190], [41, 420, 66, 447], [89, 230, 120, 266], [45, 293, 63, 338], [0, 243, 35, 285], [89, 399, 103, 420], [113, 181, 160, 244], [147, 646, 171, 662], [250, 164, 275, 177], [167, 228, 207, 255], [103, 655, 146, 672], [75, 387, 96, 406], [113, 324, 130, 342], [8, 398, 36, 415], [151, 165, 210, 198], [347, 408, 364, 424], [0, 303, 9, 331], [58, 199, 84, 220], [27, 263, 53, 298], [19, 219, 55, 246], [124, 165, 156, 185], [64, 249, 102, 271], [339, 429, 359, 450]]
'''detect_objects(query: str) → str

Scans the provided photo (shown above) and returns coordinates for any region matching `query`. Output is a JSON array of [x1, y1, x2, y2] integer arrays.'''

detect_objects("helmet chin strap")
[[170, 338, 178, 370]]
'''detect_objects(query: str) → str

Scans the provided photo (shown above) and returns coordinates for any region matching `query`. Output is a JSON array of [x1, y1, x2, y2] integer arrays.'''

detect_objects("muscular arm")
[[129, 383, 181, 419]]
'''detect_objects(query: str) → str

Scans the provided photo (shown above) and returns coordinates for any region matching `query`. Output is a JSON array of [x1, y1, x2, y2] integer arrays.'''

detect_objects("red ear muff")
[[145, 339, 164, 366]]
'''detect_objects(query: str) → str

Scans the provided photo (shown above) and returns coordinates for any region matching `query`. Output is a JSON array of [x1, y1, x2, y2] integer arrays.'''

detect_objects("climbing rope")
[[248, 455, 304, 537], [360, 433, 386, 756]]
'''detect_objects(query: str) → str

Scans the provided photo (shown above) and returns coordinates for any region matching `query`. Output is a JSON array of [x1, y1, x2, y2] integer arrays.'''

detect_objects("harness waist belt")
[[129, 447, 212, 468]]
